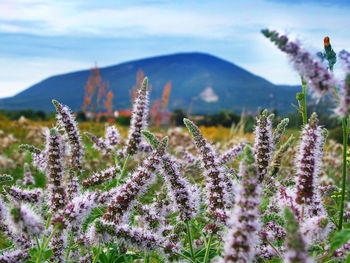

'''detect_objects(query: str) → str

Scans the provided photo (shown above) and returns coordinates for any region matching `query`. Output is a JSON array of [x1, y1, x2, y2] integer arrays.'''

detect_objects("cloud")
[[0, 0, 349, 40]]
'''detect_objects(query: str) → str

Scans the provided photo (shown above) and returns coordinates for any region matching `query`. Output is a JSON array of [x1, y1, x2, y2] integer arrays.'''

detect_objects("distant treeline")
[[0, 108, 341, 132]]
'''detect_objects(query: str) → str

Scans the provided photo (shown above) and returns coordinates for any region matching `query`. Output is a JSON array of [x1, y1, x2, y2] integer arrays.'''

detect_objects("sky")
[[0, 0, 349, 98]]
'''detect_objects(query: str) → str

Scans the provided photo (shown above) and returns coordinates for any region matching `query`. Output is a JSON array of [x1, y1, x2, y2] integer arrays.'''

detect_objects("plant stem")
[[44, 214, 52, 230], [114, 153, 121, 166], [144, 253, 150, 263], [36, 226, 58, 263], [185, 221, 195, 262], [120, 154, 131, 180], [158, 245, 195, 263], [265, 239, 283, 259], [92, 245, 101, 263], [338, 117, 348, 230], [203, 233, 213, 263], [301, 77, 308, 125]]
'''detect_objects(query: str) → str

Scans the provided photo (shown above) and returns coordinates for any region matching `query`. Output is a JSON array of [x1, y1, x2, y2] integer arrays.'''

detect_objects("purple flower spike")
[[295, 113, 323, 206], [184, 118, 230, 221], [218, 142, 245, 165], [125, 77, 150, 155], [223, 146, 260, 263], [52, 100, 84, 171], [105, 125, 120, 146], [254, 110, 274, 183], [262, 29, 337, 97], [103, 137, 167, 224], [46, 128, 67, 214]]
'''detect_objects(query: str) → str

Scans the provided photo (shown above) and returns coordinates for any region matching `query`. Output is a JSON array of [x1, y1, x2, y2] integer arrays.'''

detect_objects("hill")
[[0, 52, 300, 114]]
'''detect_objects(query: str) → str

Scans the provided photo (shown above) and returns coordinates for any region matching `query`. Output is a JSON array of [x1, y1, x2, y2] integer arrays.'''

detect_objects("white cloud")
[[0, 0, 348, 40]]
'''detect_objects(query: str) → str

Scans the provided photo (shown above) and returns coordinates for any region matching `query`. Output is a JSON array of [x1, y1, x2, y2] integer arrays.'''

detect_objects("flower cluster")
[[63, 191, 99, 228], [82, 166, 120, 187], [102, 137, 167, 223], [49, 231, 67, 263], [23, 163, 34, 186], [105, 125, 120, 146], [254, 110, 274, 182], [52, 100, 84, 171], [273, 118, 289, 145], [295, 113, 323, 206], [184, 118, 230, 220], [0, 197, 32, 249], [334, 241, 350, 260], [283, 208, 314, 263], [223, 146, 260, 263], [9, 204, 44, 237], [218, 142, 245, 165], [7, 187, 42, 203], [125, 77, 150, 155], [46, 128, 67, 213], [262, 29, 337, 97], [142, 130, 200, 221], [0, 249, 30, 263], [95, 221, 162, 250], [85, 132, 113, 154]]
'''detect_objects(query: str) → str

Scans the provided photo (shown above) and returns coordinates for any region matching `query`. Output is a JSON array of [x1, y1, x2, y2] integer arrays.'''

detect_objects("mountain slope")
[[0, 52, 300, 114]]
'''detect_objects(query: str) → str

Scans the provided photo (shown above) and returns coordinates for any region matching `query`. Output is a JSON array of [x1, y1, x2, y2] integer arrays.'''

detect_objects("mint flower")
[[283, 208, 314, 263], [142, 130, 200, 221], [223, 146, 260, 263], [105, 125, 120, 146], [103, 137, 167, 223], [46, 128, 66, 214], [125, 77, 150, 155], [218, 142, 245, 165], [23, 163, 34, 186], [295, 113, 323, 205], [254, 110, 274, 182], [7, 187, 42, 203], [52, 100, 84, 171], [184, 118, 229, 220], [82, 166, 120, 188], [0, 249, 29, 263], [262, 29, 337, 97]]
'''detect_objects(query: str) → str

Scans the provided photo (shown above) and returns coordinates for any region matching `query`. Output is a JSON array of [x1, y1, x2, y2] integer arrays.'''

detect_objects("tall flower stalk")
[[254, 110, 274, 183], [283, 208, 314, 263], [263, 30, 349, 231], [262, 29, 337, 97], [52, 100, 84, 172], [295, 113, 323, 207], [125, 77, 150, 156], [223, 146, 260, 263], [46, 128, 66, 214], [142, 131, 199, 221], [102, 137, 167, 224], [184, 118, 229, 221]]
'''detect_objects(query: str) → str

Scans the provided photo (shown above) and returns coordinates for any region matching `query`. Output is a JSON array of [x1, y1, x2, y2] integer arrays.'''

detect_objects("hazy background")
[[1, 0, 349, 98]]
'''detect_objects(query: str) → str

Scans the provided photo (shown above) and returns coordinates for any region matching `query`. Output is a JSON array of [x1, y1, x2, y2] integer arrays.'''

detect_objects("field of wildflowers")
[[0, 30, 350, 263]]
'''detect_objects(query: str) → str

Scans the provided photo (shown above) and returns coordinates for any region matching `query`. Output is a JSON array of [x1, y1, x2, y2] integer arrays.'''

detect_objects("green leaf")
[[268, 258, 283, 263], [345, 253, 350, 263], [43, 249, 53, 260], [29, 247, 39, 257], [330, 229, 350, 253]]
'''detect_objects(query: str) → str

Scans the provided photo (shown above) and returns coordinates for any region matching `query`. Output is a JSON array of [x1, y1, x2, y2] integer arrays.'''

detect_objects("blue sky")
[[0, 0, 349, 98]]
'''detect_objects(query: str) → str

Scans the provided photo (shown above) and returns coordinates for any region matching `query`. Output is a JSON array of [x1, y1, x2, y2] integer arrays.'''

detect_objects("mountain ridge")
[[0, 52, 300, 114]]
